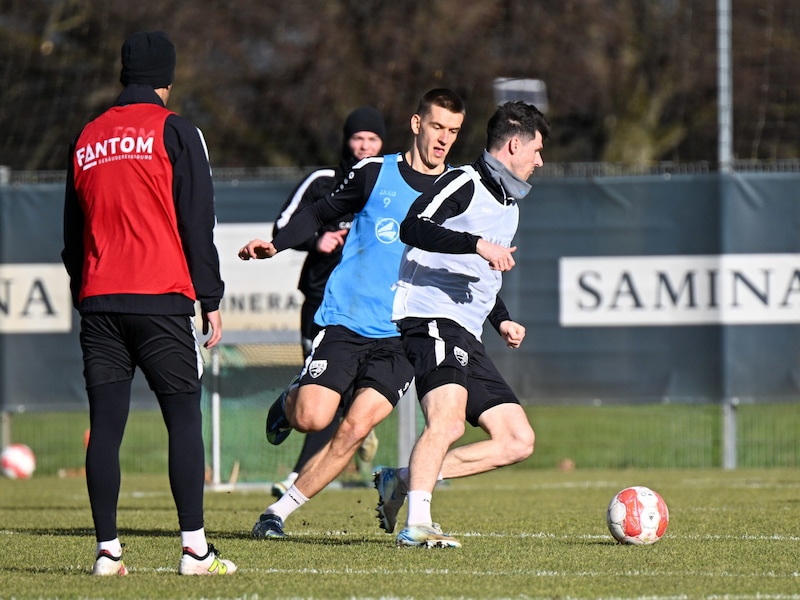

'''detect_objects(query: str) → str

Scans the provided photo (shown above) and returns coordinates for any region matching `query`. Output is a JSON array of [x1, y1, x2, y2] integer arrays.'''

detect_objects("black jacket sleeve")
[[487, 295, 512, 334], [272, 159, 375, 252], [165, 114, 225, 313], [61, 138, 85, 309], [273, 169, 337, 252], [399, 168, 482, 254]]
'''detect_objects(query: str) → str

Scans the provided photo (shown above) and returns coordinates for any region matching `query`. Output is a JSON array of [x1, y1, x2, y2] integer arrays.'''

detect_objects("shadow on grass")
[[11, 527, 185, 538], [238, 532, 391, 547]]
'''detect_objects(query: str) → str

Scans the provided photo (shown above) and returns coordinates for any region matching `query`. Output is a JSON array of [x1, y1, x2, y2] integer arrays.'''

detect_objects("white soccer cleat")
[[92, 550, 128, 576], [396, 523, 461, 548], [178, 544, 237, 575]]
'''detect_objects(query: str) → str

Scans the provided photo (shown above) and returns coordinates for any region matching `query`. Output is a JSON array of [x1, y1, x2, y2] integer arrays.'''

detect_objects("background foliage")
[[2, 0, 800, 171]]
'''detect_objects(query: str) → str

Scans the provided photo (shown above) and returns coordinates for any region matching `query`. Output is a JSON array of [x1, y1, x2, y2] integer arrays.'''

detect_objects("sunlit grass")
[[1, 468, 799, 598]]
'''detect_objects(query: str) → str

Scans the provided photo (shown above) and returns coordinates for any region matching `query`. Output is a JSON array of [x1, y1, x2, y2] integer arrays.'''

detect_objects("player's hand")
[[476, 239, 517, 272], [202, 309, 223, 349], [238, 239, 277, 260], [316, 229, 349, 254], [499, 320, 525, 349]]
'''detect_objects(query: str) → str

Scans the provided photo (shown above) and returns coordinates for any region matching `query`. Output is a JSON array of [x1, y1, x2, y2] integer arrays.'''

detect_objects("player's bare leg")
[[294, 389, 392, 498], [289, 384, 342, 433], [396, 383, 466, 547], [407, 383, 468, 499], [440, 403, 534, 478], [254, 388, 393, 539]]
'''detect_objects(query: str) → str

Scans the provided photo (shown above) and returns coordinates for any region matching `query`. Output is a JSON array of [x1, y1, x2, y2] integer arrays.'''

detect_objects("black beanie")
[[120, 31, 176, 88], [341, 106, 386, 164], [343, 107, 386, 143]]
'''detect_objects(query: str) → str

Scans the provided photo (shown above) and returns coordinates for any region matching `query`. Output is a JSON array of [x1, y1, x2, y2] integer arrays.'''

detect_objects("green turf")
[[1, 468, 798, 598]]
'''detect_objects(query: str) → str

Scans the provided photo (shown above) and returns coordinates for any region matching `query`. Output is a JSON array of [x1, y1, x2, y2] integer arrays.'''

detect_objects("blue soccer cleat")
[[251, 512, 287, 539], [266, 376, 299, 445]]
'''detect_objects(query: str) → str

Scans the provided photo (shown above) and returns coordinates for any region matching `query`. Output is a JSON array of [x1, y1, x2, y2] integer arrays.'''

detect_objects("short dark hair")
[[486, 101, 550, 152], [416, 88, 466, 119]]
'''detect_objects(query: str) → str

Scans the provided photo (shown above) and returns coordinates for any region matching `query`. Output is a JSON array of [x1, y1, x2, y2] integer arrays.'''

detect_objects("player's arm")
[[403, 169, 517, 271], [400, 170, 479, 254], [243, 159, 374, 260], [166, 115, 225, 314], [488, 296, 525, 349], [273, 161, 372, 250], [61, 138, 85, 309], [289, 177, 354, 255], [272, 170, 336, 253]]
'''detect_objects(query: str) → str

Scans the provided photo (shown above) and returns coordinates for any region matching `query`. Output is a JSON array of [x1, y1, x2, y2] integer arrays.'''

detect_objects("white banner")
[[0, 225, 303, 336], [560, 253, 800, 326], [0, 264, 72, 333], [213, 223, 304, 332]]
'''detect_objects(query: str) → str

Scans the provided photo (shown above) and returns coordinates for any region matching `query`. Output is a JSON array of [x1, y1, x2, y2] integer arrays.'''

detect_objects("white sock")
[[406, 490, 432, 526], [180, 528, 208, 557], [267, 483, 309, 521], [97, 538, 122, 557]]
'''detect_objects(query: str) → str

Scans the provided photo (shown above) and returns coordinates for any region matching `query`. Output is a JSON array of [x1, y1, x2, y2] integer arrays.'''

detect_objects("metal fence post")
[[722, 396, 738, 469], [397, 383, 418, 467], [0, 410, 10, 448], [210, 346, 221, 485]]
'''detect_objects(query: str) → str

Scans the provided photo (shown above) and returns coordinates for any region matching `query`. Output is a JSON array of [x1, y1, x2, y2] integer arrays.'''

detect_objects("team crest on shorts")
[[453, 346, 469, 366], [308, 359, 328, 378]]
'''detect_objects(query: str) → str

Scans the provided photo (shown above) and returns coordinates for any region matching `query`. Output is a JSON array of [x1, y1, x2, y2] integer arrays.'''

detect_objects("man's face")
[[411, 105, 464, 172], [348, 131, 383, 161], [509, 130, 544, 181]]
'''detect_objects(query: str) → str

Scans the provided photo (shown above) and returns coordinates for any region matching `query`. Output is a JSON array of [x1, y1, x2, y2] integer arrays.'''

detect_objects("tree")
[[1, 0, 799, 171]]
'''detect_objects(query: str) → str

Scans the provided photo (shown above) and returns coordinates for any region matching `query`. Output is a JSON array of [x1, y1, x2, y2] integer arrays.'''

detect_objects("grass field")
[[6, 402, 799, 481], [1, 467, 799, 599]]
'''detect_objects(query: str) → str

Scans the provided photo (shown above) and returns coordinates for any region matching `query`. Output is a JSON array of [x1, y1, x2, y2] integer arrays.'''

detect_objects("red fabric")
[[73, 103, 195, 302]]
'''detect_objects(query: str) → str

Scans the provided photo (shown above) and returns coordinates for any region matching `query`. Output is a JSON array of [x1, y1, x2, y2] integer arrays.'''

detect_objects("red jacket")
[[63, 85, 224, 316], [73, 103, 195, 303]]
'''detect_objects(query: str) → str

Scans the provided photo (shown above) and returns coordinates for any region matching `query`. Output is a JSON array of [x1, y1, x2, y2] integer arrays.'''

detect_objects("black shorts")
[[399, 317, 519, 427], [80, 313, 202, 395], [300, 325, 413, 409]]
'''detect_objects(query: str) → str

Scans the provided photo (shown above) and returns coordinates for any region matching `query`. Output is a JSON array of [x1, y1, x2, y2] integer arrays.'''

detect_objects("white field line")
[[458, 531, 800, 542], [60, 562, 800, 582], [238, 529, 799, 543], [452, 479, 800, 492], [6, 528, 799, 543]]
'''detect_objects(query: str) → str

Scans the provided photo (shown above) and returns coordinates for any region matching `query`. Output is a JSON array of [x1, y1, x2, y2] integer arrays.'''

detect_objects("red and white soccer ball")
[[606, 486, 669, 544], [1, 443, 36, 480]]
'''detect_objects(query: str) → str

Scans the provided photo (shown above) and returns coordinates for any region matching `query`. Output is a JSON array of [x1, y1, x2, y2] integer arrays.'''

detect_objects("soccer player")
[[376, 101, 550, 548], [62, 31, 236, 574], [237, 89, 466, 542], [269, 106, 386, 498]]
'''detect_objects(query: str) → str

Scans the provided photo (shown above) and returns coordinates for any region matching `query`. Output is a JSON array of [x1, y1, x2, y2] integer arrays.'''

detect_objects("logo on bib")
[[308, 360, 328, 378], [375, 218, 400, 244], [454, 347, 468, 366]]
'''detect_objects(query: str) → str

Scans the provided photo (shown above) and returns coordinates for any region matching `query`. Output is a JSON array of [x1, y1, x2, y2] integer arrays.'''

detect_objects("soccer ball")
[[606, 486, 669, 544], [1, 443, 36, 479]]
